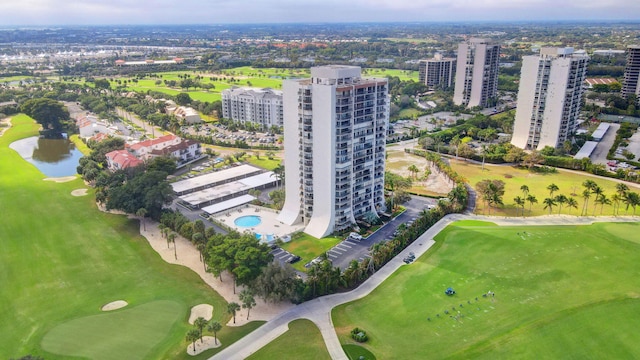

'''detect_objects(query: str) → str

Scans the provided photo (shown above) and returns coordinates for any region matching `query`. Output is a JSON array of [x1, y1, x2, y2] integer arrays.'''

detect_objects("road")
[[210, 213, 638, 360], [590, 123, 619, 165]]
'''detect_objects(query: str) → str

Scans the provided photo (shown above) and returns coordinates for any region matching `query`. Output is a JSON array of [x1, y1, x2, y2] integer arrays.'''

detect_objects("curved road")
[[210, 213, 638, 360]]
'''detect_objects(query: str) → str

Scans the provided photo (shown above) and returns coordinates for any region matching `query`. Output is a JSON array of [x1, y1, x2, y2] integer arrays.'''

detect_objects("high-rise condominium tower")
[[418, 53, 456, 90], [622, 45, 640, 105], [277, 66, 388, 238], [511, 47, 589, 150], [453, 38, 500, 108]]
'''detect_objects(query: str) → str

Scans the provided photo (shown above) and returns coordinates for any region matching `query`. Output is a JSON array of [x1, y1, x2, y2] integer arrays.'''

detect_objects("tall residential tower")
[[453, 38, 500, 108], [418, 54, 456, 90], [622, 45, 640, 104], [511, 47, 589, 150], [277, 66, 388, 238]]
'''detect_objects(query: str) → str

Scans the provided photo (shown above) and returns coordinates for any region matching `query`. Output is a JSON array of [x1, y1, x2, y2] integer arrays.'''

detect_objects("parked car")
[[348, 232, 363, 241]]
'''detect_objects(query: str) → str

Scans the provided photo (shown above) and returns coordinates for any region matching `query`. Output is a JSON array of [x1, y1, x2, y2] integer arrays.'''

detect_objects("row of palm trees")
[[185, 317, 222, 354], [513, 181, 640, 216]]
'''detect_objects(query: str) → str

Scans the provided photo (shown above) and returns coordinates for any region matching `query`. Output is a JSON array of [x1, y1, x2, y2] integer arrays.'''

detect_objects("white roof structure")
[[179, 172, 276, 208], [574, 141, 598, 159], [591, 123, 610, 141], [201, 195, 256, 215], [171, 164, 262, 195]]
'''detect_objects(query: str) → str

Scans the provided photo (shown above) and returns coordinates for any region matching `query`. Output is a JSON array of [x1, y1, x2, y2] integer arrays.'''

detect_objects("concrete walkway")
[[209, 213, 639, 360]]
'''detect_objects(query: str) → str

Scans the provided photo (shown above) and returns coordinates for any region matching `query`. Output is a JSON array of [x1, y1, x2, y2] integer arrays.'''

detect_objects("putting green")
[[42, 300, 183, 360], [333, 221, 640, 359]]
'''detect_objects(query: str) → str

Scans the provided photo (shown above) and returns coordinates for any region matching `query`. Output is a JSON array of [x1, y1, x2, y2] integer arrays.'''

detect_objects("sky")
[[1, 0, 639, 26]]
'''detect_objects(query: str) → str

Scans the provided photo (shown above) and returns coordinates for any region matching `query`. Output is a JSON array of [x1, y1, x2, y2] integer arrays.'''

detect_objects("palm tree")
[[520, 185, 530, 198], [194, 317, 208, 343], [136, 208, 147, 231], [581, 189, 591, 216], [514, 196, 526, 217], [623, 191, 640, 215], [407, 164, 420, 179], [168, 232, 177, 259], [547, 183, 559, 197], [583, 179, 598, 192], [272, 164, 285, 189], [591, 186, 604, 215], [186, 328, 200, 354], [227, 302, 241, 324], [616, 183, 629, 198], [611, 193, 622, 216], [207, 321, 222, 345], [543, 197, 556, 215], [526, 194, 538, 213], [554, 194, 568, 214], [596, 194, 611, 215], [566, 197, 579, 214], [239, 289, 256, 320]]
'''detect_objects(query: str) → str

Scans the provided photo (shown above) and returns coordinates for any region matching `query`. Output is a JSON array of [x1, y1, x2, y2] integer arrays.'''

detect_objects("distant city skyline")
[[1, 0, 639, 26]]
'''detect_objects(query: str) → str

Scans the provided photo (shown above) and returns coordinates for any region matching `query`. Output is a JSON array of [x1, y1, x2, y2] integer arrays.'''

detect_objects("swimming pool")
[[256, 234, 275, 242], [234, 215, 262, 227]]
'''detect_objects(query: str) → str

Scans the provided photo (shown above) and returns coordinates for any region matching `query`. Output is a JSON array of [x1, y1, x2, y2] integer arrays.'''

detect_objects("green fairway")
[[450, 159, 635, 216], [333, 221, 640, 359], [0, 114, 251, 359], [247, 319, 331, 360], [42, 301, 183, 360]]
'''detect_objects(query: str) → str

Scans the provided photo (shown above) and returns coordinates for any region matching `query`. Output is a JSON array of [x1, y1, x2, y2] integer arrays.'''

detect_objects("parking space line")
[[344, 240, 358, 246], [328, 248, 343, 255], [337, 243, 351, 249]]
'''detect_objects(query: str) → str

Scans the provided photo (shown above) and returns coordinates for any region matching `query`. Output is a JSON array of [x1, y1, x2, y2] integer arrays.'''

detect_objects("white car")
[[348, 232, 363, 241]]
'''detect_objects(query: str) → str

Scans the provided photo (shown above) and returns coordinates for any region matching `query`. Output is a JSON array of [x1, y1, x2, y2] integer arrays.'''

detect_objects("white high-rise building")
[[221, 87, 283, 127], [622, 45, 640, 104], [511, 47, 589, 150], [277, 65, 388, 238], [453, 38, 500, 108], [418, 54, 456, 90]]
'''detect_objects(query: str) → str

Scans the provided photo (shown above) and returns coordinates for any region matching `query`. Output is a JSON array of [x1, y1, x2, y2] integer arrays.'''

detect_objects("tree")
[[227, 302, 241, 324], [136, 208, 147, 231], [566, 197, 579, 214], [554, 194, 568, 214], [581, 189, 592, 216], [522, 150, 544, 169], [476, 179, 505, 214], [194, 317, 208, 343], [385, 172, 412, 211], [543, 197, 557, 215], [239, 289, 257, 320], [21, 98, 69, 131], [595, 193, 611, 214], [407, 164, 419, 179], [186, 328, 200, 354], [591, 186, 604, 215], [251, 261, 300, 303], [271, 164, 284, 188], [207, 321, 222, 345], [520, 184, 529, 198], [514, 196, 526, 216], [168, 232, 177, 259], [623, 191, 640, 215], [547, 183, 559, 197], [526, 194, 538, 213]]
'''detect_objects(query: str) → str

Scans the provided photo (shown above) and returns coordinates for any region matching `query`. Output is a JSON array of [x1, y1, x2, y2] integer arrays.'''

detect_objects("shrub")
[[351, 327, 368, 343]]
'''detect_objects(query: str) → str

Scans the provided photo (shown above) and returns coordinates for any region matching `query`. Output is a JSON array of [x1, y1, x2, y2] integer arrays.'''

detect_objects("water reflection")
[[10, 136, 83, 177]]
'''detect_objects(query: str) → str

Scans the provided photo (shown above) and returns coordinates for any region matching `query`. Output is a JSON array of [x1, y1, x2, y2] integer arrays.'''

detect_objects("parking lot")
[[184, 123, 281, 147]]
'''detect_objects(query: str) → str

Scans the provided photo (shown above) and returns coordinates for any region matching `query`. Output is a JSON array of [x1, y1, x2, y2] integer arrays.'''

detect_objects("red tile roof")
[[106, 150, 143, 170]]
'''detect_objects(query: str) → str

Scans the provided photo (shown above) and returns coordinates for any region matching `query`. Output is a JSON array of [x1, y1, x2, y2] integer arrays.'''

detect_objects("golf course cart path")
[[210, 213, 639, 360]]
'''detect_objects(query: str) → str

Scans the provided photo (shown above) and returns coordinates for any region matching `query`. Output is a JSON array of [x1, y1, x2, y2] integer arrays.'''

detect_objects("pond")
[[9, 135, 83, 177]]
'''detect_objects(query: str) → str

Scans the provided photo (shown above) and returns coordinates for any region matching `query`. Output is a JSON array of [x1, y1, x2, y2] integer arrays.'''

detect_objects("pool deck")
[[211, 204, 305, 240]]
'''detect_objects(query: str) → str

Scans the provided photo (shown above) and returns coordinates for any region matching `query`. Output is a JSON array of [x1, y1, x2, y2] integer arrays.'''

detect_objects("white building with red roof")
[[127, 134, 202, 166], [105, 150, 144, 171], [127, 134, 181, 159]]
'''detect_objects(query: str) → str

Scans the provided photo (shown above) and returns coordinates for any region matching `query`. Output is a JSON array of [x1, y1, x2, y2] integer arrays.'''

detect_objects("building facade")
[[418, 54, 456, 90], [221, 87, 284, 127], [277, 66, 388, 238], [511, 47, 589, 150], [622, 45, 640, 105], [453, 38, 500, 108]]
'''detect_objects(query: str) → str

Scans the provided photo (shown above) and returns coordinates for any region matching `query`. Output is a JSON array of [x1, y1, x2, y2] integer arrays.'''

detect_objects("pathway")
[[210, 213, 639, 360]]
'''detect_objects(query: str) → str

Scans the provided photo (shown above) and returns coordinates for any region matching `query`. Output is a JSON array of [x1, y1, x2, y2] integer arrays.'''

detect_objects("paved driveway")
[[590, 123, 619, 165]]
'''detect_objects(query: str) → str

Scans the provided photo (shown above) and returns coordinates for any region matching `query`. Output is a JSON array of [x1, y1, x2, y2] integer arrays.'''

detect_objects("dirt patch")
[[0, 117, 11, 137], [386, 149, 454, 195], [188, 304, 213, 324], [101, 300, 128, 311], [71, 188, 88, 196], [44, 176, 77, 183], [186, 336, 221, 356]]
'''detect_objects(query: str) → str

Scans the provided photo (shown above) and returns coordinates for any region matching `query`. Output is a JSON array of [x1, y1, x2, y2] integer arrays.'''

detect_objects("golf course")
[[332, 220, 640, 359], [0, 115, 259, 359]]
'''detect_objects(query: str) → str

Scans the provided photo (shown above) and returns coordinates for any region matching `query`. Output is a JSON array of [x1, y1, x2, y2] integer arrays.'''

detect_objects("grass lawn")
[[69, 134, 91, 155], [0, 114, 258, 359], [332, 221, 640, 359], [450, 159, 634, 216], [397, 108, 423, 120], [247, 319, 331, 360], [343, 344, 376, 360], [281, 233, 342, 272], [244, 154, 282, 171]]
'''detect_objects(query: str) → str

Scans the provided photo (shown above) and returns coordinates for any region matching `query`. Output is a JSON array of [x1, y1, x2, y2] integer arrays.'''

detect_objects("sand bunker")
[[189, 304, 214, 324], [71, 188, 88, 197], [186, 336, 221, 356], [44, 176, 77, 183], [101, 300, 128, 311]]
